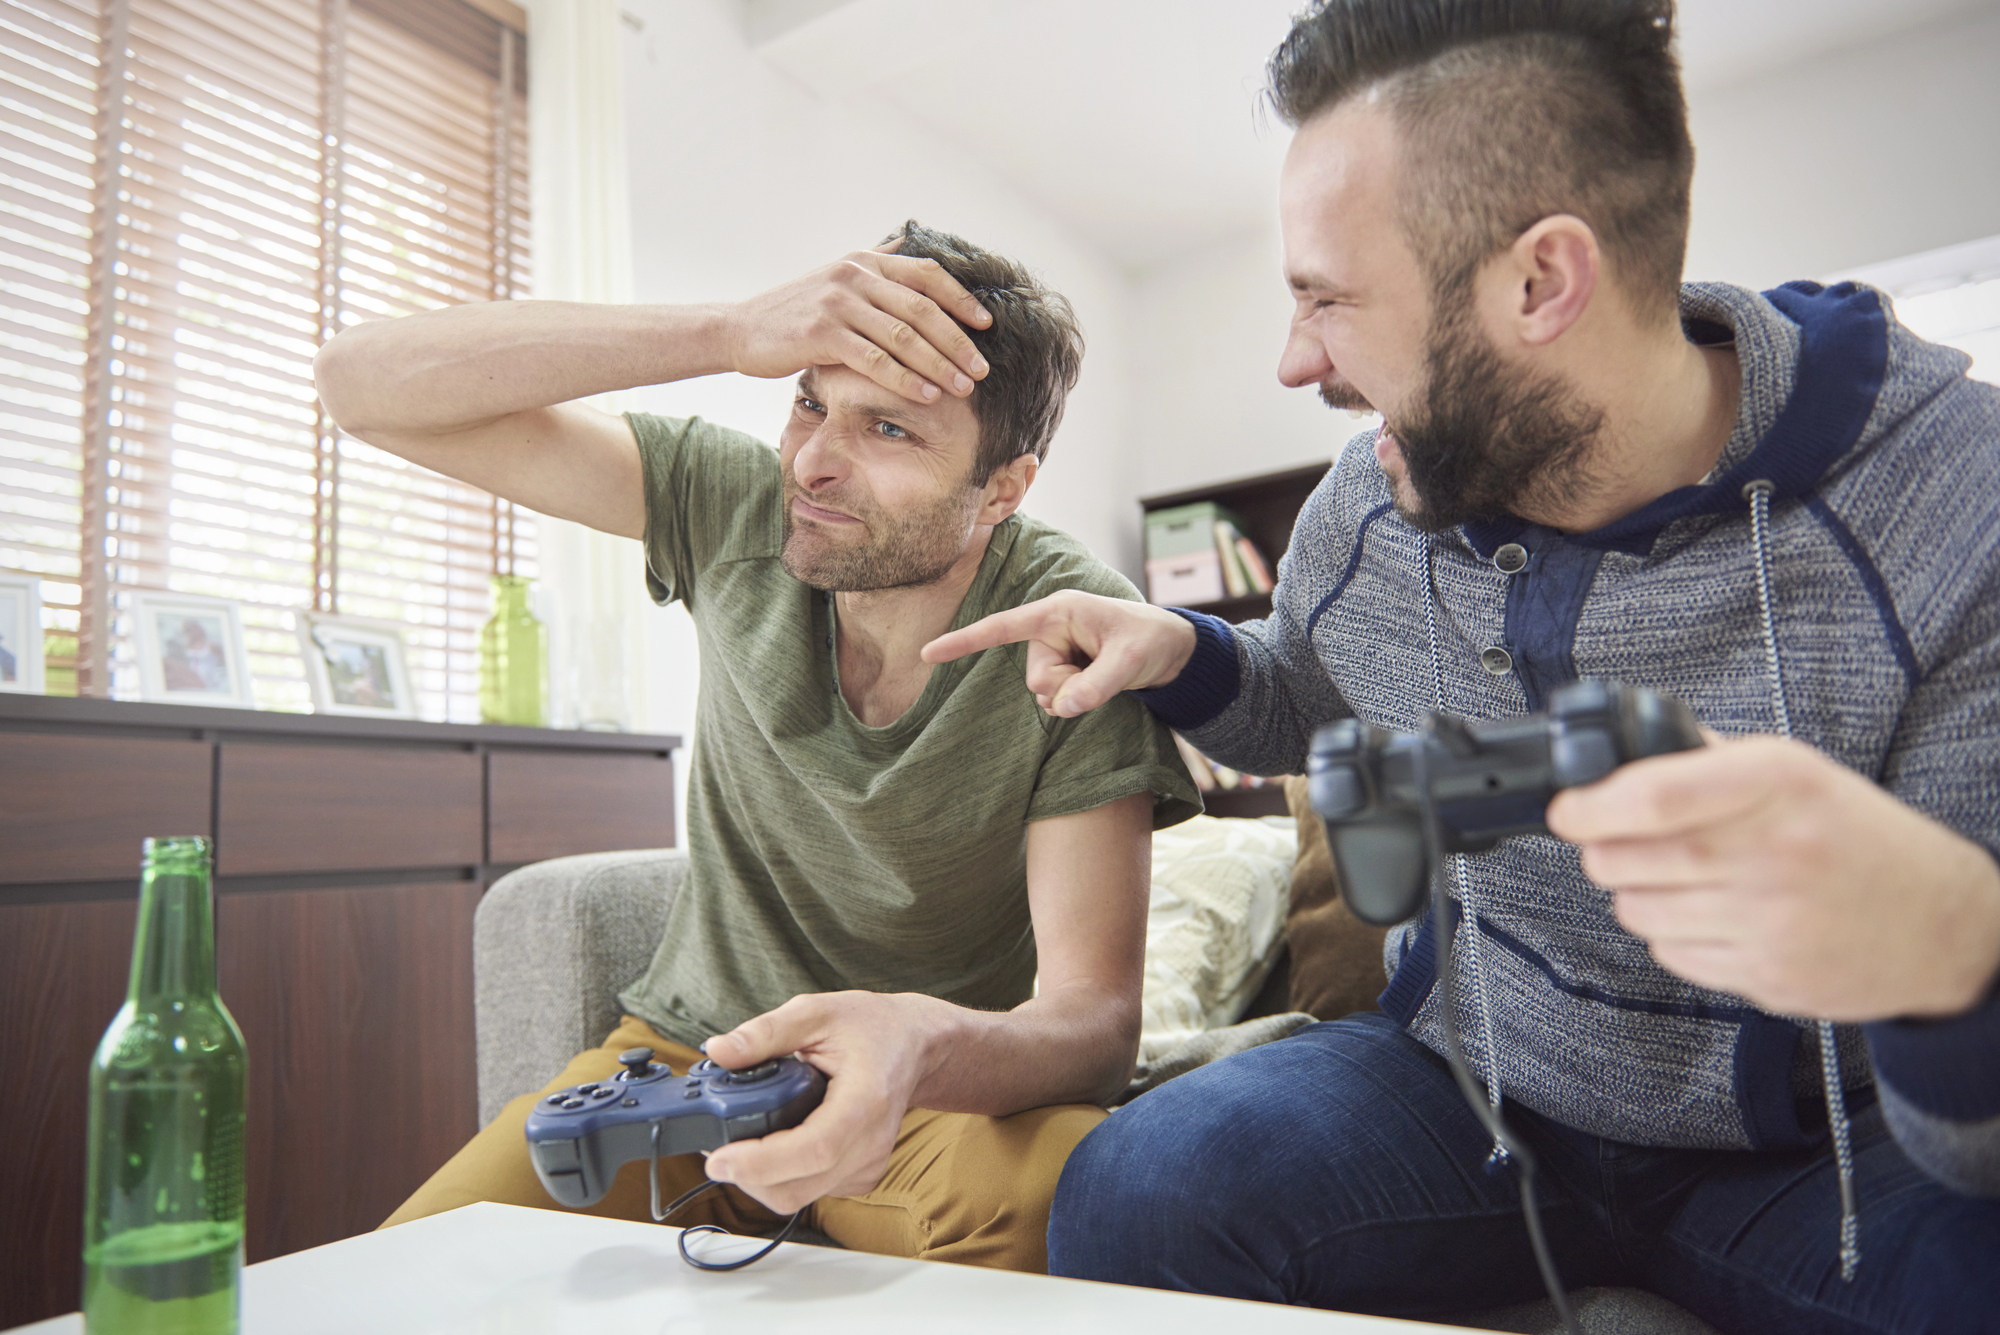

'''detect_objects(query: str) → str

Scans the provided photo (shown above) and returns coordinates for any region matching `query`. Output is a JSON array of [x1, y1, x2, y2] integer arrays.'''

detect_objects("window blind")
[[0, 0, 531, 721]]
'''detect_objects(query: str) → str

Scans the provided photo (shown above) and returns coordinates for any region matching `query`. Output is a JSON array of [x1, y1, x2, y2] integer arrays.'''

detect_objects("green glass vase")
[[83, 836, 247, 1335], [480, 574, 547, 727]]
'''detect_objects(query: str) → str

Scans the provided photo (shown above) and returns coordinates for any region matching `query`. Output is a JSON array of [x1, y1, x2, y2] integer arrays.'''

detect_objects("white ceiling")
[[742, 0, 1996, 273]]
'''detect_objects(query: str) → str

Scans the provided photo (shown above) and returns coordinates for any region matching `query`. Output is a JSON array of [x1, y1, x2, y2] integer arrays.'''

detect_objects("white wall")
[[1120, 3, 2000, 533], [1126, 222, 1371, 514], [611, 0, 1140, 808], [1684, 3, 2000, 288]]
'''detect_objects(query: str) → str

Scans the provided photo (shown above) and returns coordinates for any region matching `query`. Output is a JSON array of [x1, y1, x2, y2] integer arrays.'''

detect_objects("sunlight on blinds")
[[0, 0, 531, 720]]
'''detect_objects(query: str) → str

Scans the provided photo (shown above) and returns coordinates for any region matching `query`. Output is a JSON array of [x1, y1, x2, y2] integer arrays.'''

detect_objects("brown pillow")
[[1283, 774, 1391, 1020]]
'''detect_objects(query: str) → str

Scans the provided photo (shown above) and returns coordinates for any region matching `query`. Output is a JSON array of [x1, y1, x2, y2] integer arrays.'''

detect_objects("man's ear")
[[1488, 214, 1599, 348], [977, 453, 1038, 524]]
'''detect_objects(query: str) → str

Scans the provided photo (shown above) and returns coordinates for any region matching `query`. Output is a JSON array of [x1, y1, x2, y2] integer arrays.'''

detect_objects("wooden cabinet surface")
[[0, 733, 212, 883], [219, 743, 485, 875], [0, 696, 679, 1329]]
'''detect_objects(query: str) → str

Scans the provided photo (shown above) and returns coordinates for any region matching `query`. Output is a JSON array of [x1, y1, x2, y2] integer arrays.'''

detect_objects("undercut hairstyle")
[[882, 221, 1084, 485], [1268, 0, 1694, 317]]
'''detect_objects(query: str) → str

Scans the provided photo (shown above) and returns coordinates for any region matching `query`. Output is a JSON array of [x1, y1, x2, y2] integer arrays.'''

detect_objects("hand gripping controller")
[[524, 1047, 826, 1208], [1307, 679, 1702, 926]]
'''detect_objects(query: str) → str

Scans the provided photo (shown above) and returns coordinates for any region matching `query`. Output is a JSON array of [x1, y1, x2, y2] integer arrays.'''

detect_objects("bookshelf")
[[1140, 461, 1331, 818]]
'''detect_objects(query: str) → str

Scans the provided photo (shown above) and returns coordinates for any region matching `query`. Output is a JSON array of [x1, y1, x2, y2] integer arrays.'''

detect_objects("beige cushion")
[[1133, 814, 1296, 1071], [1282, 774, 1391, 1020]]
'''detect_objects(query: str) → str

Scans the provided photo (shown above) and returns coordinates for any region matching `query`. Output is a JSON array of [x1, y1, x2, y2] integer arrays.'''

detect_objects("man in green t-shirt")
[[315, 222, 1199, 1271]]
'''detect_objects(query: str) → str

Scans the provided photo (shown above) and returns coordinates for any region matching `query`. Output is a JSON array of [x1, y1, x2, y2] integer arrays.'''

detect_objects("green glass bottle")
[[479, 573, 547, 727], [83, 836, 246, 1335]]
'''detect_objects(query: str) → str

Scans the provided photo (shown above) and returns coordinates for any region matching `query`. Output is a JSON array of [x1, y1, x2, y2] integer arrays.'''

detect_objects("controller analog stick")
[[617, 1046, 657, 1080]]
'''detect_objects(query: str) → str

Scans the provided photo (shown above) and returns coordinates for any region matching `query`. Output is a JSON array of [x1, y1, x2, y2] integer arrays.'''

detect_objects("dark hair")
[[881, 220, 1084, 484], [1268, 0, 1693, 314]]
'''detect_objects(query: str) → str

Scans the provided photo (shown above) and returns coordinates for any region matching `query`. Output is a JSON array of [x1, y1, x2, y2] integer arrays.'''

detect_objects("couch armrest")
[[473, 848, 687, 1126]]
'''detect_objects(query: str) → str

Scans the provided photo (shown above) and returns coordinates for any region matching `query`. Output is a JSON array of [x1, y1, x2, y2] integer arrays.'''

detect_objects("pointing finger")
[[923, 603, 1061, 663]]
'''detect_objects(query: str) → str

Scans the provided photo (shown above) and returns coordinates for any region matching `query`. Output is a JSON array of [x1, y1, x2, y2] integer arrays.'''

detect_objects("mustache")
[[1318, 380, 1374, 414]]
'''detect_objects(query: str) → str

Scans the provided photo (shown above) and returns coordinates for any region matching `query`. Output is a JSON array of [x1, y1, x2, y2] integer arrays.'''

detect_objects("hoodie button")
[[1480, 646, 1514, 675], [1493, 543, 1528, 575]]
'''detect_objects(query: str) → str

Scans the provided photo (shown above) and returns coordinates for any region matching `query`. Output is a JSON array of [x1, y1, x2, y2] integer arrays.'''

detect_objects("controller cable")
[[648, 1122, 806, 1271], [1412, 719, 1584, 1335]]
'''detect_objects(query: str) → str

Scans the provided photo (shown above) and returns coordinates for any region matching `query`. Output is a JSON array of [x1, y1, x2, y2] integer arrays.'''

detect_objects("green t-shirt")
[[615, 414, 1201, 1048]]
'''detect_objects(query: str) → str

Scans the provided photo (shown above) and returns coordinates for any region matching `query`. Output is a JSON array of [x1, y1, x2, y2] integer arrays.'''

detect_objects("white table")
[[15, 1202, 1474, 1334]]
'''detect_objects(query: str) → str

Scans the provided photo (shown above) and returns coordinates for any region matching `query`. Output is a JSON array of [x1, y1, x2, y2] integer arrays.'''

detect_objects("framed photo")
[[131, 592, 255, 708], [297, 613, 417, 719], [0, 574, 44, 694]]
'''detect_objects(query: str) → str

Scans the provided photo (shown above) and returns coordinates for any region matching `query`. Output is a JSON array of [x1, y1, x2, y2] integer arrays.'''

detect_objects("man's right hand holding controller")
[[926, 595, 2000, 1028]]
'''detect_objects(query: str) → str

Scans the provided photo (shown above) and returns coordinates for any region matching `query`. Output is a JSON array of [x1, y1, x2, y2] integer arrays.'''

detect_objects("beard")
[[779, 476, 983, 591], [1361, 307, 1605, 534]]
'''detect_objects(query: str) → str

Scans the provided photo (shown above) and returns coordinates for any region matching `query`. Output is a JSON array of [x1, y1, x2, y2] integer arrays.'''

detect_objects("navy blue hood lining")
[[1462, 282, 1890, 560]]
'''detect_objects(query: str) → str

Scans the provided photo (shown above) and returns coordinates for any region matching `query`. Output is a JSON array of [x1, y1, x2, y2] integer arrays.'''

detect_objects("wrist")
[[885, 991, 964, 1106], [1954, 847, 2000, 1012], [651, 301, 740, 382], [1909, 839, 2000, 1019], [1156, 606, 1199, 687]]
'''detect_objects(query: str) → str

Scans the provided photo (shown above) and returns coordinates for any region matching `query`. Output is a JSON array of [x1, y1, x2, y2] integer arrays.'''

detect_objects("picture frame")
[[0, 574, 44, 694], [130, 592, 256, 708], [296, 613, 418, 719]]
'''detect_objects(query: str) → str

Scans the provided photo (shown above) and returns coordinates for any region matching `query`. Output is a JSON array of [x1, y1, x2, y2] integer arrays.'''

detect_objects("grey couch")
[[473, 849, 1719, 1335]]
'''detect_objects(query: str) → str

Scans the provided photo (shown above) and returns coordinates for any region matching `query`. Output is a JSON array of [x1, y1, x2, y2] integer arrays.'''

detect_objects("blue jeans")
[[1049, 1014, 2000, 1334]]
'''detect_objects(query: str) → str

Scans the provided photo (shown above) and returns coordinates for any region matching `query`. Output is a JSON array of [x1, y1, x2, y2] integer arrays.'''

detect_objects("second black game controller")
[[524, 1046, 826, 1208], [1307, 678, 1702, 926]]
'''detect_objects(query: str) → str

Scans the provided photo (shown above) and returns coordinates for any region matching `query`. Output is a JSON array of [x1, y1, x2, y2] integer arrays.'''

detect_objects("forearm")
[[904, 980, 1141, 1115], [314, 299, 732, 438]]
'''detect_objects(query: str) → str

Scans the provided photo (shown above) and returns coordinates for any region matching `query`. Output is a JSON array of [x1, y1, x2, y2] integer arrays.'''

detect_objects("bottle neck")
[[491, 576, 533, 618], [129, 847, 218, 1002]]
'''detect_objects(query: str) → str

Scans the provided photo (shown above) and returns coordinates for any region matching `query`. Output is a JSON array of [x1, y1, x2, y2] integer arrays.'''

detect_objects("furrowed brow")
[[1287, 268, 1355, 298]]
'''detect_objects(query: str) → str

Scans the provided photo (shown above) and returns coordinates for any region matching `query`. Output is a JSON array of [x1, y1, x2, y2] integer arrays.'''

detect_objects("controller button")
[[1493, 543, 1528, 575], [544, 1094, 568, 1105], [683, 1085, 702, 1099], [560, 1097, 585, 1110], [1479, 646, 1514, 675], [591, 1088, 616, 1099], [622, 1097, 638, 1108], [534, 1138, 580, 1171]]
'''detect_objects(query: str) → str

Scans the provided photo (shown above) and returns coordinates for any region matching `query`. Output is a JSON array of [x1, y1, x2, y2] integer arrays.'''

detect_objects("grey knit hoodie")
[[1141, 281, 2000, 1206]]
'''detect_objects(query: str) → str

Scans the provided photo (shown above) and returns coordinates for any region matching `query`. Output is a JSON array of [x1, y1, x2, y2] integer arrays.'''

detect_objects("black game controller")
[[524, 1046, 826, 1208], [1307, 679, 1702, 926]]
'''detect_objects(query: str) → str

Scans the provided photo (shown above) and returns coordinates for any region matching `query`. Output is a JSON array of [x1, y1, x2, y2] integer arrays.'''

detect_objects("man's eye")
[[876, 421, 909, 440], [796, 396, 825, 414]]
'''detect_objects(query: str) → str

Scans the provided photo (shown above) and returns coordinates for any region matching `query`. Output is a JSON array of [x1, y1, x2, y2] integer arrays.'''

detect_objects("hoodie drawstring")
[[1417, 532, 1510, 1163], [1746, 478, 1862, 1283]]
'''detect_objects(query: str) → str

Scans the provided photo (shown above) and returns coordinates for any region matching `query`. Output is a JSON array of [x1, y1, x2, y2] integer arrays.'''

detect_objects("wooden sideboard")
[[0, 696, 681, 1329]]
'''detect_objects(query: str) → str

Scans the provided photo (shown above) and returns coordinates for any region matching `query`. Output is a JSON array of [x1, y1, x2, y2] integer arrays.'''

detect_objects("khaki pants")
[[383, 1015, 1106, 1273]]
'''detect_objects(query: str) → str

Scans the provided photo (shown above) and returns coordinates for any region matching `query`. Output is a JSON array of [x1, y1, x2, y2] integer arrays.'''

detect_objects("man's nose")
[[1277, 328, 1334, 389], [792, 424, 851, 489]]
